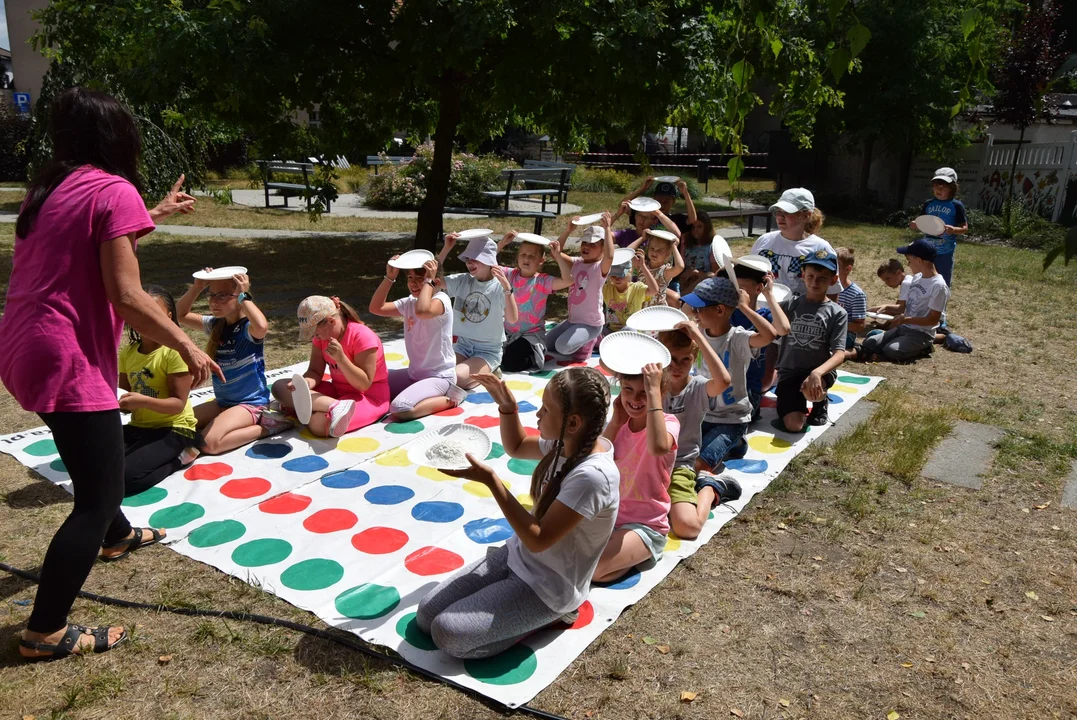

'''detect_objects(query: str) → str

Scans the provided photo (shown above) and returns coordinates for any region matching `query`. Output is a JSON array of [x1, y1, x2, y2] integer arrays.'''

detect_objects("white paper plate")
[[193, 266, 247, 281], [291, 373, 313, 425], [625, 306, 689, 332], [410, 423, 493, 470], [571, 213, 605, 226], [612, 248, 636, 267], [734, 254, 771, 274], [914, 214, 945, 236], [599, 331, 671, 375], [654, 175, 681, 183], [866, 311, 894, 321], [646, 228, 678, 243], [456, 228, 494, 240], [756, 282, 792, 309], [628, 197, 662, 213], [515, 232, 550, 246], [711, 235, 738, 284], [388, 249, 435, 269]]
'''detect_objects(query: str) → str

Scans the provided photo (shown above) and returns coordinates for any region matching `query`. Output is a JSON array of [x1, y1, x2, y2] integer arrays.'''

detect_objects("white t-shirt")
[[393, 291, 456, 381], [507, 437, 619, 614], [698, 325, 755, 424], [904, 272, 950, 335], [750, 231, 842, 297], [444, 273, 507, 345], [898, 274, 914, 302]]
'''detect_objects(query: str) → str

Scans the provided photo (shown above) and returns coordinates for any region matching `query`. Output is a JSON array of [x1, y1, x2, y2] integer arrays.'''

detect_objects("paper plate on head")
[[193, 266, 247, 281], [734, 254, 772, 274], [291, 373, 313, 425], [711, 235, 737, 285], [571, 212, 606, 226], [866, 311, 895, 321], [645, 228, 678, 243], [411, 423, 493, 470], [599, 331, 671, 375], [612, 248, 636, 267], [913, 214, 945, 236], [625, 306, 689, 333], [756, 282, 792, 309], [515, 232, 551, 246], [388, 249, 436, 269], [654, 175, 681, 184], [628, 197, 662, 213], [456, 228, 494, 240]]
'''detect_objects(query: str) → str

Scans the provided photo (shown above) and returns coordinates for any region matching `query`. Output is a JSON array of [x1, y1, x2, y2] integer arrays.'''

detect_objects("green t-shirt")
[[119, 342, 197, 433]]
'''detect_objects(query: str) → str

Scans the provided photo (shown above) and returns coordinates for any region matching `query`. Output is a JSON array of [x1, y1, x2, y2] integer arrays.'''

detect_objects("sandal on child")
[[19, 623, 127, 662], [100, 527, 165, 563]]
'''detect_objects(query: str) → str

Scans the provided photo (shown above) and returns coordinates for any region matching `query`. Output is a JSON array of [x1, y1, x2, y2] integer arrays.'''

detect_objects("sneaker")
[[179, 446, 201, 466], [260, 408, 298, 436], [328, 400, 356, 438], [806, 398, 829, 426], [713, 475, 742, 505], [558, 609, 580, 626], [446, 383, 468, 406], [492, 367, 503, 379]]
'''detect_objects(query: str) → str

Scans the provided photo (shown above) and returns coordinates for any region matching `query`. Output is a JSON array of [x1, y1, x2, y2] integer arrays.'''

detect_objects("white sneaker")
[[328, 400, 356, 438], [446, 383, 468, 406], [179, 446, 201, 466]]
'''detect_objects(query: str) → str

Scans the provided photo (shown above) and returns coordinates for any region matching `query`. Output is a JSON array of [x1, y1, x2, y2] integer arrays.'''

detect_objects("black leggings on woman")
[[29, 410, 132, 634], [123, 425, 193, 497]]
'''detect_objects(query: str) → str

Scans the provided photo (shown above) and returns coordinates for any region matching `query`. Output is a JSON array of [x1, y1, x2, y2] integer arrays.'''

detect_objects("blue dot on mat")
[[464, 392, 494, 404], [365, 485, 415, 505], [724, 458, 769, 474], [411, 501, 465, 523], [246, 442, 293, 460], [516, 401, 537, 413], [321, 469, 370, 489], [595, 568, 641, 590], [464, 517, 514, 544], [282, 455, 329, 473], [826, 393, 844, 404]]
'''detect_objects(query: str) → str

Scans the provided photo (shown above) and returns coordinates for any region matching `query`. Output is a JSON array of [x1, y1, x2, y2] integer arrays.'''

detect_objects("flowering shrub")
[[366, 142, 514, 210]]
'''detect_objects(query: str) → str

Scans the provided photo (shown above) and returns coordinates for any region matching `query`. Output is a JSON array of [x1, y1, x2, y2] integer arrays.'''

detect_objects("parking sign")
[[13, 93, 31, 114]]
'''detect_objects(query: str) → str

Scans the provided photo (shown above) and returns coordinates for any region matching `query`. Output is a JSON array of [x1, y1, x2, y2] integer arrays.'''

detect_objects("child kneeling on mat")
[[418, 367, 617, 659], [273, 296, 390, 437], [546, 215, 615, 360]]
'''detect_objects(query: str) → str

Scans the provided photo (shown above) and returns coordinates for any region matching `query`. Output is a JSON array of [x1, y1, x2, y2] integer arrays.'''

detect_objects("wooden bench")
[[441, 207, 557, 236], [483, 167, 572, 214], [522, 160, 576, 203], [257, 160, 330, 212], [706, 208, 773, 235], [366, 155, 411, 174]]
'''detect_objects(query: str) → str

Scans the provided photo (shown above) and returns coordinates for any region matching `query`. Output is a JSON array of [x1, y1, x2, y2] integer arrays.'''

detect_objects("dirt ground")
[[0, 214, 1074, 719]]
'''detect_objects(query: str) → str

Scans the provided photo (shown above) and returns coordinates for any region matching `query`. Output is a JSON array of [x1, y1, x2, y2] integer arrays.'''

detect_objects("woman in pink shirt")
[[0, 88, 220, 661]]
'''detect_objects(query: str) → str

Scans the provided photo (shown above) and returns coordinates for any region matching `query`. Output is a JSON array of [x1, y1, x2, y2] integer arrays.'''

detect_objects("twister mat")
[[0, 340, 882, 707]]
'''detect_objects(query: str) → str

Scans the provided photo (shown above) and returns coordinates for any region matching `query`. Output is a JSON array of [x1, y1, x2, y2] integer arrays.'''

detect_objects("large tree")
[[35, 0, 866, 248]]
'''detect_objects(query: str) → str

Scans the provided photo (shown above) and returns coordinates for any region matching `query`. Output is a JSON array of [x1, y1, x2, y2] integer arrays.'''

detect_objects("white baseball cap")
[[932, 167, 958, 183], [769, 188, 815, 214], [458, 237, 499, 266], [579, 226, 606, 244]]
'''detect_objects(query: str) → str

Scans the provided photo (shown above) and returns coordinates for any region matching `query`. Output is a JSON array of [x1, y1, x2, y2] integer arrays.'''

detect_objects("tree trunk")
[[1005, 126, 1025, 233], [896, 145, 914, 212], [415, 71, 463, 251], [858, 136, 875, 200]]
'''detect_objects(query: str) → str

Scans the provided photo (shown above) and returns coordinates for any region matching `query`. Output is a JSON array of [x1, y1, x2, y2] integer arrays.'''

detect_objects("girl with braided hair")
[[418, 367, 618, 659]]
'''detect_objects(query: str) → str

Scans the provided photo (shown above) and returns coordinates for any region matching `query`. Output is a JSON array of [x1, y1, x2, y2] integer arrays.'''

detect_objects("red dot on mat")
[[524, 427, 540, 437], [465, 415, 500, 429], [352, 526, 410, 554], [220, 477, 271, 499], [303, 508, 358, 534], [556, 360, 587, 367], [404, 546, 465, 576], [567, 600, 595, 629], [436, 406, 465, 417], [597, 365, 613, 377], [258, 492, 313, 514], [760, 396, 777, 408], [184, 462, 232, 481]]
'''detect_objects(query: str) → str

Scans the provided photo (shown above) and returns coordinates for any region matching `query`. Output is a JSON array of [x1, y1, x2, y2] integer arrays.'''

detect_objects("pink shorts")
[[312, 381, 389, 433]]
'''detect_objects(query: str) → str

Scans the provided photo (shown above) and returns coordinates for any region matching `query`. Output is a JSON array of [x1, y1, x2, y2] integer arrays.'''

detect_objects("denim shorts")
[[620, 522, 668, 563], [453, 336, 503, 372], [698, 421, 749, 470]]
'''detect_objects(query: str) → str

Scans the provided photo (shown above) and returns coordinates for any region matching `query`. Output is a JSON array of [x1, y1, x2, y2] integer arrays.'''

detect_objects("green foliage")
[[0, 104, 32, 182], [366, 143, 513, 210], [207, 188, 234, 205], [571, 167, 636, 195], [968, 199, 1066, 249]]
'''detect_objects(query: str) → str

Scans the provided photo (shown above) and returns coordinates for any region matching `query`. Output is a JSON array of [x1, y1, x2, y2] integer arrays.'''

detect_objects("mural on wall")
[[978, 169, 1061, 218]]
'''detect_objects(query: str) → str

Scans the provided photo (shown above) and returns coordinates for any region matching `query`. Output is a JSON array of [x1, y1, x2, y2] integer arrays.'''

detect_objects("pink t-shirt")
[[612, 413, 679, 535], [313, 321, 390, 403], [566, 257, 607, 327], [0, 166, 154, 413]]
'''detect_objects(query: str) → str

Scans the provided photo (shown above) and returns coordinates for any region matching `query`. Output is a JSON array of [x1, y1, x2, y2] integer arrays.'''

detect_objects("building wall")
[[5, 0, 50, 107]]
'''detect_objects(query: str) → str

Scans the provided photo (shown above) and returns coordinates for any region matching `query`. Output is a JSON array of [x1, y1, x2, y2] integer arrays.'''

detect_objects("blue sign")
[[13, 93, 31, 114]]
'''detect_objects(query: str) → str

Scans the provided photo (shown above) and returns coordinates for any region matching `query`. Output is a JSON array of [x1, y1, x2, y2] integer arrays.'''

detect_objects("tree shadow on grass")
[[5, 480, 72, 509]]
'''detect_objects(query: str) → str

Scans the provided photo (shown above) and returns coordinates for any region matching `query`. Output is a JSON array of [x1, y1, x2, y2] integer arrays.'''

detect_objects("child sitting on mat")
[[836, 247, 867, 350], [272, 295, 389, 437], [677, 213, 716, 296], [602, 250, 658, 335], [870, 258, 912, 327], [369, 257, 465, 420], [418, 367, 617, 658], [626, 228, 684, 307], [730, 255, 791, 421], [546, 215, 615, 360]]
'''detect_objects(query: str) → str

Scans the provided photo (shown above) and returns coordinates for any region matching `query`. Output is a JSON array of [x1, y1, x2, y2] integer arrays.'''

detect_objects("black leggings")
[[30, 410, 132, 634], [123, 425, 192, 497]]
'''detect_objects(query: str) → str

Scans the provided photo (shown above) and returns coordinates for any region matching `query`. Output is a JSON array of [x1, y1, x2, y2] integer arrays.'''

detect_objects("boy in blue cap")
[[856, 238, 949, 363], [775, 250, 848, 432]]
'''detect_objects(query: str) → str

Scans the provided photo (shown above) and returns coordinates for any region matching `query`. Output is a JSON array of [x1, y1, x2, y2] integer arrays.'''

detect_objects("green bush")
[[571, 167, 636, 194], [0, 104, 32, 182], [967, 197, 1066, 250], [366, 143, 514, 210]]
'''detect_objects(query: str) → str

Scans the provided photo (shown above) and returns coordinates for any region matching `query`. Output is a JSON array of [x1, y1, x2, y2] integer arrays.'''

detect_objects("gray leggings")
[[861, 325, 933, 362], [416, 545, 562, 659], [545, 321, 601, 357]]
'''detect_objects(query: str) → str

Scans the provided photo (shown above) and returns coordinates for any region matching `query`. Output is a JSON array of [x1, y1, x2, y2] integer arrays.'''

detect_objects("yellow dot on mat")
[[664, 534, 682, 552], [401, 360, 410, 367], [505, 380, 533, 391], [384, 352, 405, 361], [338, 437, 381, 454], [464, 479, 511, 498], [299, 428, 321, 442], [830, 383, 856, 393], [516, 493, 534, 510], [747, 435, 794, 455], [374, 447, 411, 466], [534, 387, 544, 400], [417, 466, 453, 482]]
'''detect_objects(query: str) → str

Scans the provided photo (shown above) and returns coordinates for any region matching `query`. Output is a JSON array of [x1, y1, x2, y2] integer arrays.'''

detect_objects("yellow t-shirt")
[[602, 281, 650, 332], [118, 343, 197, 433]]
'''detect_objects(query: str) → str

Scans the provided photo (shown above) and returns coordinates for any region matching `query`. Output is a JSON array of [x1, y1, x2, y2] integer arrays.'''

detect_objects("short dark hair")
[[737, 267, 767, 284], [877, 258, 904, 277], [837, 247, 855, 266]]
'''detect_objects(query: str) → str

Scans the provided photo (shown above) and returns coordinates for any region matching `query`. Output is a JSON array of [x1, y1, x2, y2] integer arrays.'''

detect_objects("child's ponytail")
[[805, 207, 825, 235], [129, 285, 178, 346], [205, 318, 225, 361]]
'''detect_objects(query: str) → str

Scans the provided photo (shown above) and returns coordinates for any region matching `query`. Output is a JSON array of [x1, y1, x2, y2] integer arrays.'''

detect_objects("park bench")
[[366, 155, 411, 174], [706, 208, 773, 235], [257, 160, 330, 212], [440, 207, 557, 236], [522, 160, 577, 204], [483, 167, 573, 214]]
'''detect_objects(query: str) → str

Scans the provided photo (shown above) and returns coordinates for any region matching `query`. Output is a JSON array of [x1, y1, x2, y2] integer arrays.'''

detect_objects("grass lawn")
[[0, 216, 1074, 719]]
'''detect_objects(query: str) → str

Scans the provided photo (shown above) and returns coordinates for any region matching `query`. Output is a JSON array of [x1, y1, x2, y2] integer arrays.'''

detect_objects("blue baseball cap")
[[680, 276, 739, 309], [897, 237, 938, 262], [801, 249, 839, 273]]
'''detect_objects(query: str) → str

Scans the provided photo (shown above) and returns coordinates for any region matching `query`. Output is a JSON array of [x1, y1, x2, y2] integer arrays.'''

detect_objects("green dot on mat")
[[531, 370, 556, 378], [386, 420, 425, 434], [837, 375, 871, 385], [280, 558, 344, 591], [395, 612, 437, 651], [49, 458, 67, 473], [122, 486, 168, 508], [610, 385, 620, 397], [488, 442, 506, 459], [507, 458, 539, 476], [232, 538, 292, 567], [188, 520, 246, 548], [335, 583, 401, 619], [464, 644, 538, 685], [709, 511, 715, 520], [148, 502, 205, 528], [24, 439, 58, 457]]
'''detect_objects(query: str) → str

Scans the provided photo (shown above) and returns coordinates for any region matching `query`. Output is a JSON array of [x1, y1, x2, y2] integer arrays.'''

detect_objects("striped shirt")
[[837, 282, 867, 321]]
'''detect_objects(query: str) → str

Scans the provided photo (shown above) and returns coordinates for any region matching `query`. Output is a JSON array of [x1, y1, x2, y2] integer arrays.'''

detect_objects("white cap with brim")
[[579, 226, 606, 244], [932, 167, 958, 183], [769, 187, 815, 214], [458, 237, 499, 266]]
